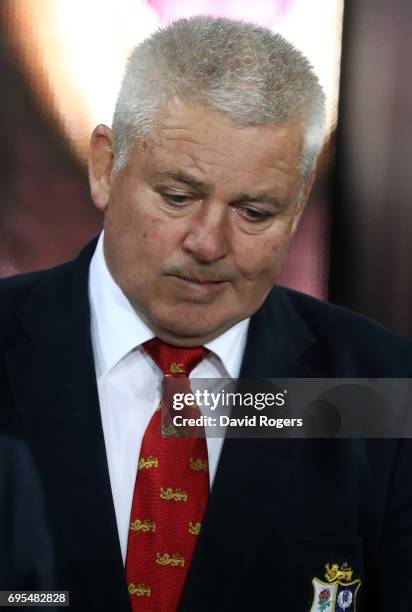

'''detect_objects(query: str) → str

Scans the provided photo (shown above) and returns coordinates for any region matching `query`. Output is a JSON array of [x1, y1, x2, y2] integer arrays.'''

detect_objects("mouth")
[[178, 274, 226, 284], [170, 274, 229, 299]]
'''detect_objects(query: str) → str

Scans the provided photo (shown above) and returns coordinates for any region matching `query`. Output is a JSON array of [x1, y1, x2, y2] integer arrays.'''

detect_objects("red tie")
[[126, 338, 209, 611]]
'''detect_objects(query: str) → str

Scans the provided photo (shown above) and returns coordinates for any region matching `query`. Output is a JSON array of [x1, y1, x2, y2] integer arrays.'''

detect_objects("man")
[[1, 16, 412, 612]]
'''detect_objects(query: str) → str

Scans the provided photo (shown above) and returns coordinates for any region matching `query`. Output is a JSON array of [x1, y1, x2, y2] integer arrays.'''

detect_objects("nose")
[[182, 200, 229, 263]]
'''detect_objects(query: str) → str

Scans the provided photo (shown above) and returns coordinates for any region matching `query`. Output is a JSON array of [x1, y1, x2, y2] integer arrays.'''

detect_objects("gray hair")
[[112, 16, 326, 180]]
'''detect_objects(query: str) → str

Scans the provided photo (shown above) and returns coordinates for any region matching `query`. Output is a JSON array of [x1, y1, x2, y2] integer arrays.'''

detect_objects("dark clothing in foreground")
[[0, 435, 55, 591]]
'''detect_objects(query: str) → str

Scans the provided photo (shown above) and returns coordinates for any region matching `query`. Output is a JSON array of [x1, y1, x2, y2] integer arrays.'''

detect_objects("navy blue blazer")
[[0, 435, 55, 592], [1, 239, 412, 611]]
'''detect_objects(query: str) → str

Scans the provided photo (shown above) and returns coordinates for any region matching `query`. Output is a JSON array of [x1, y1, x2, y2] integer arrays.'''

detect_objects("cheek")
[[130, 218, 173, 270], [142, 216, 187, 263], [106, 193, 168, 258], [238, 228, 293, 282], [139, 215, 164, 247]]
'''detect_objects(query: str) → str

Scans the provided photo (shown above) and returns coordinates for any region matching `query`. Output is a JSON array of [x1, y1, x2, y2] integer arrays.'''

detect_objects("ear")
[[291, 167, 317, 235], [88, 124, 114, 213]]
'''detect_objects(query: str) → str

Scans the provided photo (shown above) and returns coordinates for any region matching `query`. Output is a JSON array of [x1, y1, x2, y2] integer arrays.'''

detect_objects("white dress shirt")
[[88, 233, 250, 563]]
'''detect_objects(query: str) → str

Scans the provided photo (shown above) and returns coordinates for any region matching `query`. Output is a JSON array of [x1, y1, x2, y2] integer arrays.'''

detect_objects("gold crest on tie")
[[156, 553, 185, 567], [189, 458, 208, 471], [138, 456, 159, 469], [160, 487, 188, 502], [128, 583, 151, 597], [170, 362, 185, 374], [130, 519, 156, 533], [161, 423, 183, 438], [188, 522, 202, 535]]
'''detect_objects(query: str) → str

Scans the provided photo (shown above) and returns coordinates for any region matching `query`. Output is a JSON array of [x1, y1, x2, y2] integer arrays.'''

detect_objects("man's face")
[[89, 98, 313, 345]]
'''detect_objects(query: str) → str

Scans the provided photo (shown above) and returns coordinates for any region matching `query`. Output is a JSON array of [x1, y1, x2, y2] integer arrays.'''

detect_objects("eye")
[[240, 207, 273, 222], [161, 193, 191, 206]]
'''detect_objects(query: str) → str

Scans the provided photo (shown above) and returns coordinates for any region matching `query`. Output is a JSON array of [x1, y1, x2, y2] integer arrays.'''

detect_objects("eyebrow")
[[151, 170, 290, 210], [151, 170, 208, 192], [234, 192, 290, 210]]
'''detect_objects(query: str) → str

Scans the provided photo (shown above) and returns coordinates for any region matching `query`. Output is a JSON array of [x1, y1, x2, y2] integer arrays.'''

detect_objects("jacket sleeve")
[[0, 435, 56, 592]]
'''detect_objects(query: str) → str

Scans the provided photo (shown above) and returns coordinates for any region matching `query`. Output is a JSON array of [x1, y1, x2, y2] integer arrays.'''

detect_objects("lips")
[[178, 275, 224, 284], [171, 274, 228, 299]]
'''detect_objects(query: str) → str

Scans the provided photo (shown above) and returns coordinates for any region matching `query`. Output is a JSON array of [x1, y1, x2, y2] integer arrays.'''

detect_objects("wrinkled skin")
[[88, 98, 315, 346]]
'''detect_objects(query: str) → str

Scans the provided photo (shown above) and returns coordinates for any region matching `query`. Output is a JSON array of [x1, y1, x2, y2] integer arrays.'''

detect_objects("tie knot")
[[143, 338, 208, 377]]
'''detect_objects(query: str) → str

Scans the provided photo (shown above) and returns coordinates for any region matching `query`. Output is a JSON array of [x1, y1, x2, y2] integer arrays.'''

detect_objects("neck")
[[136, 311, 234, 347]]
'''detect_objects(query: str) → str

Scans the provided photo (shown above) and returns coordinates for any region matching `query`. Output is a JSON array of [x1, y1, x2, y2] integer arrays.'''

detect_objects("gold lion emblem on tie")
[[156, 553, 185, 567], [170, 362, 185, 374], [128, 583, 151, 597]]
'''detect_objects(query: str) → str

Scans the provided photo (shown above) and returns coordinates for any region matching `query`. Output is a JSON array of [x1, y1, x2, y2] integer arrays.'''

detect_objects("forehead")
[[126, 98, 303, 190]]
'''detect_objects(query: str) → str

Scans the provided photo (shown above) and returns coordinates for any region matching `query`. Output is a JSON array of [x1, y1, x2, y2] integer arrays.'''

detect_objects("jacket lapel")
[[181, 286, 321, 610], [239, 286, 319, 379], [5, 241, 131, 612]]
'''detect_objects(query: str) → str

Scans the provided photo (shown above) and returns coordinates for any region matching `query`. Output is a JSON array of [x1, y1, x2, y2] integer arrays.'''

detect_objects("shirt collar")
[[203, 318, 249, 378], [89, 232, 250, 378]]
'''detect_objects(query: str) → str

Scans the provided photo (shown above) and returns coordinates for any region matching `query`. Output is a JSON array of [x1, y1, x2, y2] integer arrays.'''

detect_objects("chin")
[[151, 308, 231, 343], [160, 320, 220, 340]]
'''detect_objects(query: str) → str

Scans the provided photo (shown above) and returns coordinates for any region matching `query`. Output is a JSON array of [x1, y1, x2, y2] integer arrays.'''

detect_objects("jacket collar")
[[240, 286, 319, 378]]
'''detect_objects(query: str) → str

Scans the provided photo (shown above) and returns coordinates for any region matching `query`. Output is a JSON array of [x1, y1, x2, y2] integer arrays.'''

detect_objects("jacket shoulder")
[[278, 287, 412, 375], [0, 261, 75, 322]]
